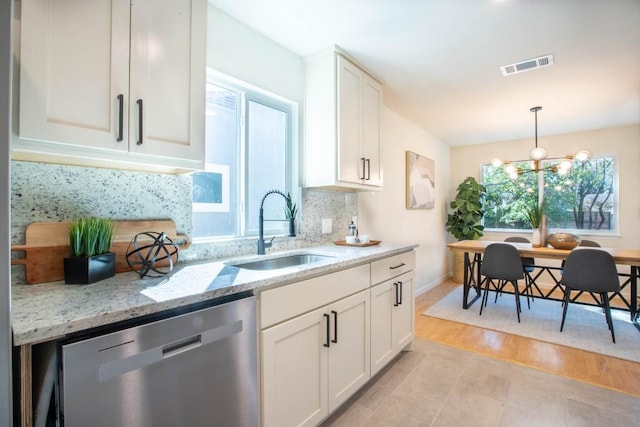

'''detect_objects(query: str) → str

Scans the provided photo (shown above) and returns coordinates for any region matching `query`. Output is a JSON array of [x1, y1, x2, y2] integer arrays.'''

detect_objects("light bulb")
[[491, 158, 503, 168], [560, 159, 572, 171], [505, 164, 516, 174], [530, 147, 547, 160], [575, 150, 591, 161], [509, 171, 518, 180]]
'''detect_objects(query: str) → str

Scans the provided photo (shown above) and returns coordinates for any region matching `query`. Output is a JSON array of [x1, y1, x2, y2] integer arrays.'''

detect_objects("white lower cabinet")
[[370, 271, 415, 376], [259, 250, 415, 426], [261, 290, 370, 427]]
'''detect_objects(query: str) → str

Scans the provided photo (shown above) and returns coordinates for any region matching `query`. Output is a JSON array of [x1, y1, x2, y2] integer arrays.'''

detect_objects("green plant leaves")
[[68, 218, 115, 257], [284, 192, 297, 219], [446, 177, 486, 240]]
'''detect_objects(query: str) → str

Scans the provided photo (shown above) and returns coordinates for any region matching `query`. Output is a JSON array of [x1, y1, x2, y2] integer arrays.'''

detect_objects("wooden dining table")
[[447, 240, 640, 323]]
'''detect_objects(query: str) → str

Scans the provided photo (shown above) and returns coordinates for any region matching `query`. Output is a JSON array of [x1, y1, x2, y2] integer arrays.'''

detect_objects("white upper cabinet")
[[16, 0, 206, 173], [305, 49, 383, 190]]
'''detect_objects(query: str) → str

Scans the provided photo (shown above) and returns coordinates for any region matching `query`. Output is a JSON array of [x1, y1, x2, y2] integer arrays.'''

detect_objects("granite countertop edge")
[[12, 242, 418, 346]]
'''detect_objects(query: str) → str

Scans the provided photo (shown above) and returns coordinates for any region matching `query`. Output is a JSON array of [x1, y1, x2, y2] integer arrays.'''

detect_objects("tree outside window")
[[482, 157, 616, 232]]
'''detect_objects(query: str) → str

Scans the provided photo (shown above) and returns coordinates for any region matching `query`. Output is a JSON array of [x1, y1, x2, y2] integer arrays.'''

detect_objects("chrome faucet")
[[257, 190, 296, 255]]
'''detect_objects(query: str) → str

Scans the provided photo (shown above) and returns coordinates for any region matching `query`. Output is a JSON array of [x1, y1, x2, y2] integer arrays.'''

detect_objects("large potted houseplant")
[[446, 177, 486, 282], [64, 218, 116, 284]]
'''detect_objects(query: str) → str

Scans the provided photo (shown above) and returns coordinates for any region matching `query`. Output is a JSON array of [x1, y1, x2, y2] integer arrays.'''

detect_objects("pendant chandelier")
[[491, 106, 590, 179]]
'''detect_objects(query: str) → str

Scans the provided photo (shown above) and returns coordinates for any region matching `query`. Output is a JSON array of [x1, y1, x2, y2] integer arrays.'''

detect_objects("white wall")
[[207, 6, 303, 105], [450, 124, 640, 250], [358, 107, 451, 294]]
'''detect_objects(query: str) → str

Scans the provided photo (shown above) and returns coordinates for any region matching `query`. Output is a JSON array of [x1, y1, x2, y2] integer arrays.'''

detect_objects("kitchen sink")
[[231, 254, 334, 271]]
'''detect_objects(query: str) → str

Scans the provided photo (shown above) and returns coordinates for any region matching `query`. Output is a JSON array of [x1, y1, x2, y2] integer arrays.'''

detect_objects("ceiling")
[[208, 0, 640, 146]]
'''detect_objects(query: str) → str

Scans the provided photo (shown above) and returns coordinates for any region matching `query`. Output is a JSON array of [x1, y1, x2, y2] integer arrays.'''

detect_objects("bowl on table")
[[547, 233, 582, 250]]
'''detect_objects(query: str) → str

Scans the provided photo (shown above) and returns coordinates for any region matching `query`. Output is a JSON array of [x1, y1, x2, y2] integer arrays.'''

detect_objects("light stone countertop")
[[12, 242, 417, 346]]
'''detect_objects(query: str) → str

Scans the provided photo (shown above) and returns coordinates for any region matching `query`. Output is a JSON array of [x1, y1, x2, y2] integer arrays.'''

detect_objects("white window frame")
[[193, 69, 298, 242], [482, 154, 619, 236]]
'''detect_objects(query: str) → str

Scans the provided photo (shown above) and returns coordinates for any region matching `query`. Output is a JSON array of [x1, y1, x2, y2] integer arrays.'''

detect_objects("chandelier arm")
[[497, 106, 589, 179]]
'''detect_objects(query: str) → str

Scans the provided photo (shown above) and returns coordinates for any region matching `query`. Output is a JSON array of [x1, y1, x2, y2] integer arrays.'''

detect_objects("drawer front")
[[260, 264, 370, 329], [371, 251, 415, 285]]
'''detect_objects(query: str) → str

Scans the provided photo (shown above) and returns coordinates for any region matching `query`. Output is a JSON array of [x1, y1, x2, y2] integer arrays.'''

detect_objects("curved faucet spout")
[[257, 190, 295, 255]]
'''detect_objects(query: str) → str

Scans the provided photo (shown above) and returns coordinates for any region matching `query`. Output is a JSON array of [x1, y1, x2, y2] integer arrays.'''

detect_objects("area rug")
[[422, 287, 640, 362]]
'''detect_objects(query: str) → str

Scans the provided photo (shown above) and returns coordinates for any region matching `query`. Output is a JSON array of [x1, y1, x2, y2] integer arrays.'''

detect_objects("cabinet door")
[[327, 290, 370, 412], [129, 0, 205, 161], [19, 0, 130, 150], [370, 280, 395, 376], [336, 55, 363, 184], [363, 76, 383, 187], [261, 307, 328, 427], [370, 271, 415, 375], [393, 275, 415, 351]]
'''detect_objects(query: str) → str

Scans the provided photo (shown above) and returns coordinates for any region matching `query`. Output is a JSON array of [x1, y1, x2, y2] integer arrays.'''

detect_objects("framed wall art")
[[406, 151, 435, 209]]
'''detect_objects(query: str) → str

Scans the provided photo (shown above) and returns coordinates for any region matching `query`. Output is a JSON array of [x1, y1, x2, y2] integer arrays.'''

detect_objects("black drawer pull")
[[331, 310, 338, 343], [390, 263, 406, 270], [398, 281, 403, 305], [323, 313, 330, 348], [116, 94, 124, 142], [136, 99, 143, 145], [360, 157, 366, 180], [365, 158, 371, 180], [393, 282, 399, 307]]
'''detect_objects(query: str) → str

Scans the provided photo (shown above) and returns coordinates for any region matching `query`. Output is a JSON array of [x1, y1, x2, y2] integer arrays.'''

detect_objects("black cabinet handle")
[[390, 263, 406, 270], [331, 310, 338, 343], [323, 313, 330, 348], [117, 94, 124, 142], [366, 158, 371, 180], [393, 282, 399, 307], [360, 157, 366, 180], [136, 99, 143, 145], [398, 281, 403, 305]]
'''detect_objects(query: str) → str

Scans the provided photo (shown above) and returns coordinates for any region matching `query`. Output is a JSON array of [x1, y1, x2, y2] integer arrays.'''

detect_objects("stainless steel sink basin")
[[232, 254, 334, 271]]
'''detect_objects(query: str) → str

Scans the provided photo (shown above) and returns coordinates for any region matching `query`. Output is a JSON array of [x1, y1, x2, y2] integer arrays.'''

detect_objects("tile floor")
[[321, 339, 640, 427]]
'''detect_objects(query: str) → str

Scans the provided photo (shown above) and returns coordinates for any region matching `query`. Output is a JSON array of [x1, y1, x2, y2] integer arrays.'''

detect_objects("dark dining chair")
[[480, 243, 525, 322], [579, 239, 601, 247], [560, 249, 620, 343], [504, 237, 536, 307]]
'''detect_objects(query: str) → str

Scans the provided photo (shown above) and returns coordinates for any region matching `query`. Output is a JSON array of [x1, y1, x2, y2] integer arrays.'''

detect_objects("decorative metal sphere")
[[126, 231, 179, 278]]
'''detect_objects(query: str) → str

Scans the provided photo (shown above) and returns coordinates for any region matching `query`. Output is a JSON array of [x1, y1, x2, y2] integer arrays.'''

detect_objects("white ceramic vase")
[[531, 228, 541, 247]]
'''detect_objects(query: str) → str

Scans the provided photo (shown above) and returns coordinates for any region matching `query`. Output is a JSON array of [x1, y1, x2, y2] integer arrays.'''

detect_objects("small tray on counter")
[[333, 240, 381, 247]]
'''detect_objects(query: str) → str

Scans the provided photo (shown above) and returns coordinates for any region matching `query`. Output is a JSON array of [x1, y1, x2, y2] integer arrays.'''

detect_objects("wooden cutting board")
[[11, 220, 190, 284]]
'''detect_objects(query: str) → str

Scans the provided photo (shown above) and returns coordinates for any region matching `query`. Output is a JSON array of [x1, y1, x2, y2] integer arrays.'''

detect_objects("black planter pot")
[[287, 218, 296, 237], [63, 252, 116, 284]]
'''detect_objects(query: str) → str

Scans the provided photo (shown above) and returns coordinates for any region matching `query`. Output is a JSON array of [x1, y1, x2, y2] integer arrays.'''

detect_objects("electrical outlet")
[[321, 218, 332, 234]]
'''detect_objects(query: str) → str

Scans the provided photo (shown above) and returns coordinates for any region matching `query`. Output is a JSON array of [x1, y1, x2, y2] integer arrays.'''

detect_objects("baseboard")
[[414, 273, 450, 296]]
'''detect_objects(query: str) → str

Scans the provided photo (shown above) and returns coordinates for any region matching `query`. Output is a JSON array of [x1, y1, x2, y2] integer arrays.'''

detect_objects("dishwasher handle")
[[98, 320, 243, 382], [162, 334, 202, 358]]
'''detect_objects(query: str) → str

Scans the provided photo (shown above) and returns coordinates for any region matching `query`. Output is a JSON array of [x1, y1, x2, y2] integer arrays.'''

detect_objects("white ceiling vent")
[[500, 54, 555, 76]]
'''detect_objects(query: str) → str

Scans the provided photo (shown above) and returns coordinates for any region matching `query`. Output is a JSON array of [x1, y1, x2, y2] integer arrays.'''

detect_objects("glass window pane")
[[482, 162, 538, 230], [543, 157, 615, 231], [245, 99, 288, 236], [192, 84, 240, 238]]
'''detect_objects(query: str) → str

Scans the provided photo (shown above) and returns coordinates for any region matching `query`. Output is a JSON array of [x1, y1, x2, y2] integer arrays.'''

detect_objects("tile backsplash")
[[11, 161, 357, 265]]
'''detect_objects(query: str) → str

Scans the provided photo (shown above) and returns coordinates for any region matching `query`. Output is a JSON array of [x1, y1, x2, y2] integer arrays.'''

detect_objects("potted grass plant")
[[524, 198, 547, 247], [64, 218, 116, 284], [284, 192, 297, 237]]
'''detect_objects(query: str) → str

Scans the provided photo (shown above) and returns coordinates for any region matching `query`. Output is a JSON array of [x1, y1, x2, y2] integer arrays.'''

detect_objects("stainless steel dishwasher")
[[57, 293, 258, 427]]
